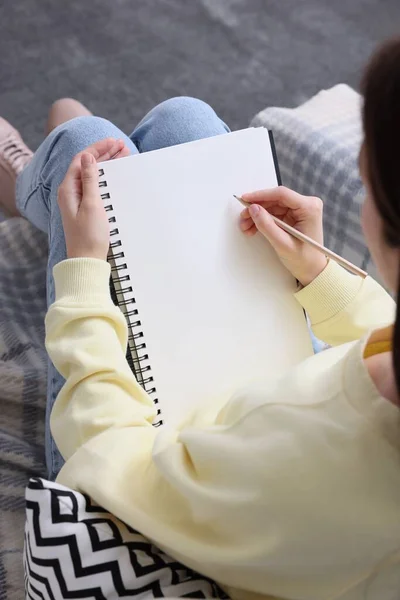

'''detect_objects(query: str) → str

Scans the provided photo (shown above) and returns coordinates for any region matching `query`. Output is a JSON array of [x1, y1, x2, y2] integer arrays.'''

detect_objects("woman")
[[3, 40, 400, 599]]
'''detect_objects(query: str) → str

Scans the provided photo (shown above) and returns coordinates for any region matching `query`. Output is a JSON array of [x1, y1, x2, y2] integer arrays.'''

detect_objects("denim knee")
[[52, 116, 122, 160], [132, 96, 229, 150], [155, 97, 225, 132], [153, 96, 217, 120], [16, 116, 130, 230], [36, 116, 135, 191]]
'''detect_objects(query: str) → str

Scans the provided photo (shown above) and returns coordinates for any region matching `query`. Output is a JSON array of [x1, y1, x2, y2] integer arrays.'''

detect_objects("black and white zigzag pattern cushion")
[[24, 478, 228, 599]]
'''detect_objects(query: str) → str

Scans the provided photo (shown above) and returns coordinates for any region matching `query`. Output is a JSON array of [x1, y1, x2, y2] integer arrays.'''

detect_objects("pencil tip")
[[233, 194, 240, 200]]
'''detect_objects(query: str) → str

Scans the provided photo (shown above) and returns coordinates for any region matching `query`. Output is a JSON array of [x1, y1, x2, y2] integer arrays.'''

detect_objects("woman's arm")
[[294, 259, 395, 345], [240, 187, 395, 345], [47, 257, 384, 600], [46, 258, 157, 460]]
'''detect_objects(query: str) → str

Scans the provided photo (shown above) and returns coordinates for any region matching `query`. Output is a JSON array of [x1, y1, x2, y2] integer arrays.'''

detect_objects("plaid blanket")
[[0, 84, 366, 600], [251, 83, 376, 279], [0, 219, 47, 599]]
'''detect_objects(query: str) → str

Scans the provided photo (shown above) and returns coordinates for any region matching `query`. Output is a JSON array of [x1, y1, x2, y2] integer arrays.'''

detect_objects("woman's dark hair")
[[362, 37, 400, 397]]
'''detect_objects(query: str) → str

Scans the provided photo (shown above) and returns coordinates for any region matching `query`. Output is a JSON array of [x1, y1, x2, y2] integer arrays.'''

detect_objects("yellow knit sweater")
[[46, 259, 400, 600]]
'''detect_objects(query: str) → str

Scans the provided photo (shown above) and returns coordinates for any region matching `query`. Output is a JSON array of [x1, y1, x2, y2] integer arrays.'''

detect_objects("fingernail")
[[249, 204, 260, 218], [81, 153, 93, 167]]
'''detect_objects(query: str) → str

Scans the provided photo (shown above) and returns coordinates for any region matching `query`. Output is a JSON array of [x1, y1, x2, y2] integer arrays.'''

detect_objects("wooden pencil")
[[234, 195, 367, 279]]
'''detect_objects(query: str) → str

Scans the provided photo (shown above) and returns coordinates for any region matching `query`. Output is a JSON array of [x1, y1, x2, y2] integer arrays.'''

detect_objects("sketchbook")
[[98, 128, 313, 425]]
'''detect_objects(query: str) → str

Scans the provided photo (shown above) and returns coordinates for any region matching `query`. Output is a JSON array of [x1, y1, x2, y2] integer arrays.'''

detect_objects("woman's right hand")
[[239, 187, 328, 286]]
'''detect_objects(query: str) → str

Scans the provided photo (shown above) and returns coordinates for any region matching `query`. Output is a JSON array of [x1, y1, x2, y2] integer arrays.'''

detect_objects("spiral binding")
[[98, 167, 163, 426]]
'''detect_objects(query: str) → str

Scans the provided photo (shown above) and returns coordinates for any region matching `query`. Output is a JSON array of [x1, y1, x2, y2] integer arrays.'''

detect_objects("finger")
[[104, 139, 131, 160], [248, 204, 294, 251], [58, 139, 119, 213], [84, 138, 117, 160], [57, 154, 84, 213], [96, 139, 125, 162], [243, 223, 257, 236], [241, 204, 294, 227], [80, 152, 99, 207], [108, 140, 131, 161], [242, 187, 307, 210], [58, 180, 80, 217], [113, 143, 131, 159], [265, 205, 290, 218], [83, 138, 125, 162], [240, 216, 254, 232], [60, 140, 116, 196]]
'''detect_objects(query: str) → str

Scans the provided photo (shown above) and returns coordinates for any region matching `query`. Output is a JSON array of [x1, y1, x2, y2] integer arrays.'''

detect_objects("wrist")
[[297, 257, 329, 287], [66, 243, 109, 261], [67, 250, 108, 261]]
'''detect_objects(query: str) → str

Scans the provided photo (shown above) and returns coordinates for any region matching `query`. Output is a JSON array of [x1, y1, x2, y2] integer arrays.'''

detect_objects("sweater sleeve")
[[46, 258, 157, 461], [294, 260, 396, 345], [46, 257, 396, 600]]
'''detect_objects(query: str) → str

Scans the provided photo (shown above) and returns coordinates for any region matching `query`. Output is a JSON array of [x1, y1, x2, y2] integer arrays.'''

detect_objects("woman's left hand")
[[58, 138, 130, 261]]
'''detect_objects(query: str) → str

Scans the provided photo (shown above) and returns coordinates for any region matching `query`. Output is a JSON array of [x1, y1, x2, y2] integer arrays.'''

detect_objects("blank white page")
[[99, 128, 313, 424]]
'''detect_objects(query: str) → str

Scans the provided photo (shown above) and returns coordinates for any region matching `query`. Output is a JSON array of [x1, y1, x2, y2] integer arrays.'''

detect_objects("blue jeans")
[[16, 97, 229, 481]]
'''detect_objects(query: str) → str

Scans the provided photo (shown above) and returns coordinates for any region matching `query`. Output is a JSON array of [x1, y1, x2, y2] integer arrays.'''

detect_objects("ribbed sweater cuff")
[[53, 258, 112, 303], [294, 260, 364, 324]]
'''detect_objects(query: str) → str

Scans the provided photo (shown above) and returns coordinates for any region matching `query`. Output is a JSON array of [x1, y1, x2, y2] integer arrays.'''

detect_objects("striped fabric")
[[24, 478, 228, 599]]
